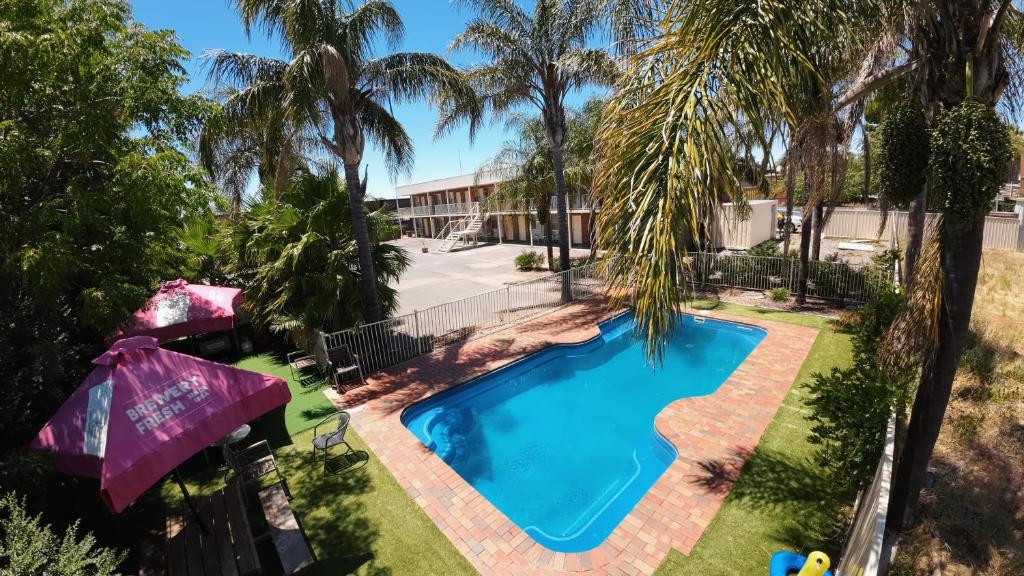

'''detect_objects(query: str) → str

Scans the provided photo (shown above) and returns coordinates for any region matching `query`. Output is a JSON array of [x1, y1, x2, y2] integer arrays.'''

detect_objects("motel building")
[[395, 172, 597, 250], [395, 171, 781, 252]]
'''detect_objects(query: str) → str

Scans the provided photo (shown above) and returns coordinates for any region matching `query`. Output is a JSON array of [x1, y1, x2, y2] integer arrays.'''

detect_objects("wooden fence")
[[823, 208, 1024, 251]]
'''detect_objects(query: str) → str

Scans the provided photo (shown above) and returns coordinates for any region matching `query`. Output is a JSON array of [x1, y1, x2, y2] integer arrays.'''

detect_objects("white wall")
[[713, 200, 777, 250]]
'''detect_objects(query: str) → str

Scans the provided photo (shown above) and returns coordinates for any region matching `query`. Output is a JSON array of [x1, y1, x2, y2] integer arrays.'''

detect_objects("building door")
[[572, 214, 583, 245]]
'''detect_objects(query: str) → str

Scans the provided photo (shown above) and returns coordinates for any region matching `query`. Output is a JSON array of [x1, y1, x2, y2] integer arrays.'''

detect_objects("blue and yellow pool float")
[[769, 551, 833, 576]]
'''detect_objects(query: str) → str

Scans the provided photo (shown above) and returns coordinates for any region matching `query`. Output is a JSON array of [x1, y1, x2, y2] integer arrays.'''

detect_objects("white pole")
[[497, 213, 503, 244]]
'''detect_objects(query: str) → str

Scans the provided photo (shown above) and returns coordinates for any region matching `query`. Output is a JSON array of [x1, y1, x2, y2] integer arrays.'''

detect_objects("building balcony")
[[397, 195, 594, 219]]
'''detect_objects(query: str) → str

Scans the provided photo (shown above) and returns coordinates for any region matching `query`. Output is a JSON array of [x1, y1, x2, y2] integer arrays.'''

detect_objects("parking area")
[[388, 237, 592, 315]]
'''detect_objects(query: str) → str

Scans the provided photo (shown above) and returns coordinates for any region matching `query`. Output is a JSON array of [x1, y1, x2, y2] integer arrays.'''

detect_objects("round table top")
[[212, 424, 251, 447]]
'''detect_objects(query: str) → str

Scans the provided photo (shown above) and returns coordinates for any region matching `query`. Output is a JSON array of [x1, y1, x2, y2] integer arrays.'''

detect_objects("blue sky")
[[131, 1, 605, 200]]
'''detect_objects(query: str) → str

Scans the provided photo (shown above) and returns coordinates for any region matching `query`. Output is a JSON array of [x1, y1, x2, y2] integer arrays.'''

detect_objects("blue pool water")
[[401, 312, 766, 552]]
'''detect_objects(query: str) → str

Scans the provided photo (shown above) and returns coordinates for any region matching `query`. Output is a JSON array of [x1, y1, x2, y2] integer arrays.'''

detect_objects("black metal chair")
[[223, 440, 291, 498], [311, 411, 354, 475], [326, 345, 365, 392], [286, 350, 318, 381]]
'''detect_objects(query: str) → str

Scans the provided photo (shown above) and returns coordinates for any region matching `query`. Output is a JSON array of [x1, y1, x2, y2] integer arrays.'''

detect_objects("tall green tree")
[[838, 0, 1022, 531], [446, 0, 619, 294], [481, 99, 605, 270], [0, 0, 217, 451], [594, 0, 1024, 534], [208, 0, 476, 323], [594, 0, 859, 351], [231, 169, 409, 347]]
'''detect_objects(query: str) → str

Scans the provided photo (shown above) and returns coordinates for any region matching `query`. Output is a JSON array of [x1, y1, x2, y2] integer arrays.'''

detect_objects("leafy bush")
[[748, 240, 780, 257], [768, 287, 790, 302], [550, 255, 594, 272], [0, 493, 124, 575], [930, 100, 1013, 226], [514, 250, 545, 271], [231, 170, 409, 346], [805, 291, 906, 492]]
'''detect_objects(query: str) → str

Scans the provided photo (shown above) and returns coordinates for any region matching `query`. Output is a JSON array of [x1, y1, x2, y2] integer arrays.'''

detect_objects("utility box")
[[713, 200, 777, 250]]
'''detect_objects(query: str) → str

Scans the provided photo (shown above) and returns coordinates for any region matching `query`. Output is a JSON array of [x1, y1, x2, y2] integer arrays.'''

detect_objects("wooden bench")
[[166, 483, 260, 576], [256, 483, 315, 575]]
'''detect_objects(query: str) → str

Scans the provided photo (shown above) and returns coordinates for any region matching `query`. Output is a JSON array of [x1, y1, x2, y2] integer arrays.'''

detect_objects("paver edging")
[[326, 301, 820, 575]]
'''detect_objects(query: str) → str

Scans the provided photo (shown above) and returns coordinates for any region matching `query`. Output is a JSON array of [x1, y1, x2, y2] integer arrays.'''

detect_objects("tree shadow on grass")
[[691, 446, 846, 557], [301, 405, 339, 423], [270, 447, 391, 576]]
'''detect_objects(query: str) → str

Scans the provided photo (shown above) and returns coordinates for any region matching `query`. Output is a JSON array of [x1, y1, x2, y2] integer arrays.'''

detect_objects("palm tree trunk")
[[862, 125, 872, 204], [795, 210, 813, 304], [904, 188, 927, 287], [811, 203, 824, 261], [886, 216, 985, 530], [783, 156, 795, 255], [343, 163, 382, 323], [545, 219, 554, 271], [551, 144, 572, 302]]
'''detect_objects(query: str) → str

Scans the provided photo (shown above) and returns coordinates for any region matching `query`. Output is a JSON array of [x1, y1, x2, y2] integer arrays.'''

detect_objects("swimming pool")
[[401, 312, 766, 553]]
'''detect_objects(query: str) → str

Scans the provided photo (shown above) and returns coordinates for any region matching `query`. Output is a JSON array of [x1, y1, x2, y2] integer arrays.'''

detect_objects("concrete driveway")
[[387, 237, 591, 315]]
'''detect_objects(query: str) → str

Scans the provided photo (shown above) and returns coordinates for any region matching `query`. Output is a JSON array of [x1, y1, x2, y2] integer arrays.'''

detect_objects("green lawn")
[[234, 352, 337, 436], [654, 301, 854, 575], [152, 302, 852, 576]]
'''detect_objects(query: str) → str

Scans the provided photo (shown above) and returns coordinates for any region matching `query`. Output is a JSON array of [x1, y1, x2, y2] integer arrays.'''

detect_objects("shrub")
[[0, 492, 124, 575], [804, 292, 906, 493], [768, 287, 790, 302], [805, 362, 896, 491], [549, 254, 594, 272], [748, 240, 780, 257], [514, 250, 545, 270]]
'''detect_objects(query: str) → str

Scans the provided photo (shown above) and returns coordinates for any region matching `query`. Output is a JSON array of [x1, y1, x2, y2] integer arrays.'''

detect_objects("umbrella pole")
[[173, 468, 210, 534]]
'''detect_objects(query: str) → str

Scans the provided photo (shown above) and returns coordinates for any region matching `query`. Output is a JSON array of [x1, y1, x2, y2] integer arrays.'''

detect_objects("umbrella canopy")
[[113, 279, 242, 343], [31, 336, 291, 512]]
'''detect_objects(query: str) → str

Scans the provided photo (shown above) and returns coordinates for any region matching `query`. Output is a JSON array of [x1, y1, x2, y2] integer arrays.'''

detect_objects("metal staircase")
[[436, 204, 484, 253]]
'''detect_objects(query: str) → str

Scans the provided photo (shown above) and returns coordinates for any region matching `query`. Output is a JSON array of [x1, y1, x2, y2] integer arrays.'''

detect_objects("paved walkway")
[[327, 300, 819, 575], [388, 237, 592, 315]]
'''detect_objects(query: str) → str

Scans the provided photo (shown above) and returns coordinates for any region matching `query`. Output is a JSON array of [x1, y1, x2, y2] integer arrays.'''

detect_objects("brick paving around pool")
[[326, 299, 820, 575]]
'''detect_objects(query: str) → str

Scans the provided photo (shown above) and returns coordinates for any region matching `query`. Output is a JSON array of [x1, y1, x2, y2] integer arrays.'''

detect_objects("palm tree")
[[446, 0, 618, 296], [481, 117, 558, 269], [206, 0, 476, 323], [480, 100, 605, 271], [232, 168, 410, 348], [594, 0, 1022, 532], [198, 87, 316, 212]]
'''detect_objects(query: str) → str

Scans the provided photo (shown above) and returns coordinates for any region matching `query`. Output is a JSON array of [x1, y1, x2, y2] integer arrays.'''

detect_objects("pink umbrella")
[[31, 336, 291, 512], [112, 279, 243, 343]]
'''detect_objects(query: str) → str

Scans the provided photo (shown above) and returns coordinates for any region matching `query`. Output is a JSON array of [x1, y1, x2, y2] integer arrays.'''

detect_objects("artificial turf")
[[233, 352, 338, 436], [152, 302, 852, 576], [654, 301, 854, 575]]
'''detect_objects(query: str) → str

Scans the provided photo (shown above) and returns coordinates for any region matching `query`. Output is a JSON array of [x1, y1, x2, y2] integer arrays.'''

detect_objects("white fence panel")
[[824, 208, 1023, 251], [837, 415, 896, 576]]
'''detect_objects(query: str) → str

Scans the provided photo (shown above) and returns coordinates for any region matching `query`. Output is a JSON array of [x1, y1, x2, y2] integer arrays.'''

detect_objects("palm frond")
[[342, 0, 404, 54], [203, 50, 288, 89], [357, 97, 413, 176], [594, 0, 856, 361], [558, 48, 620, 91]]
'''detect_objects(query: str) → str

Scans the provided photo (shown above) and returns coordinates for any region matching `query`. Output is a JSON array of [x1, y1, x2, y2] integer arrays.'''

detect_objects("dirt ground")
[[889, 250, 1024, 576]]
